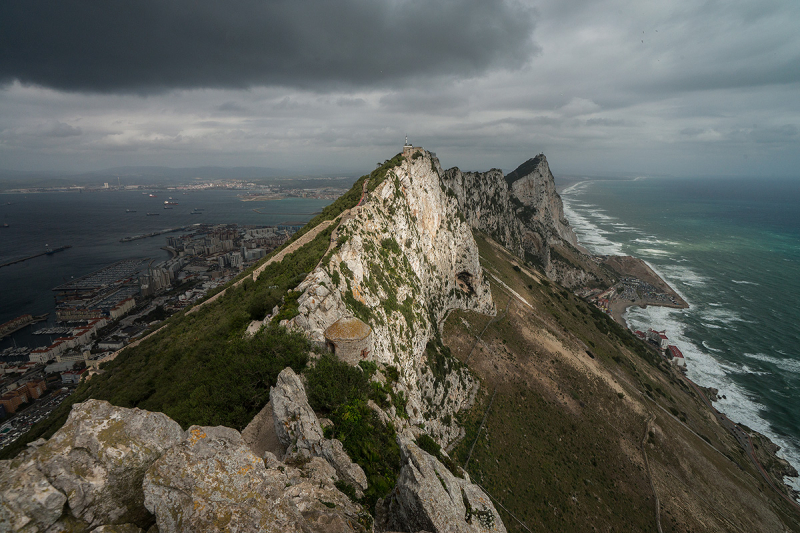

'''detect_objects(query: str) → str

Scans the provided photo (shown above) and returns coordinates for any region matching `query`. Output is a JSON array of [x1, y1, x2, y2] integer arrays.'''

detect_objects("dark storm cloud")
[[0, 0, 537, 94]]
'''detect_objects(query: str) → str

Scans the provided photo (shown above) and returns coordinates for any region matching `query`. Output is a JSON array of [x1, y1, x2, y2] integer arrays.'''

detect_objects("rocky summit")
[[2, 147, 800, 533]]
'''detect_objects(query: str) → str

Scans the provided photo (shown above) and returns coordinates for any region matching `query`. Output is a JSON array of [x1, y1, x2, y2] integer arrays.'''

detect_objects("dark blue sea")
[[560, 176, 800, 495], [0, 189, 332, 351]]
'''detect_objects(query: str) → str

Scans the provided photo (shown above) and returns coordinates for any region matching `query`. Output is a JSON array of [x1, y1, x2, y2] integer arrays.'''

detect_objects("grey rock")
[[377, 437, 506, 533], [285, 149, 492, 447], [0, 457, 67, 533], [270, 367, 368, 494], [319, 438, 368, 494], [143, 425, 365, 533], [441, 154, 595, 288], [270, 367, 325, 449], [33, 399, 184, 529], [241, 400, 286, 459]]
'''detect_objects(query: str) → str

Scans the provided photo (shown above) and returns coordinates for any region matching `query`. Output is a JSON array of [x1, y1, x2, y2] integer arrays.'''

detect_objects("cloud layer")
[[1, 0, 799, 178], [0, 0, 536, 93]]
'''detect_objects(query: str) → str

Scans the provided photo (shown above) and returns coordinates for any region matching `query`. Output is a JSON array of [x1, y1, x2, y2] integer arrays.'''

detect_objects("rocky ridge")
[[0, 149, 597, 532], [440, 154, 596, 287], [284, 149, 494, 445]]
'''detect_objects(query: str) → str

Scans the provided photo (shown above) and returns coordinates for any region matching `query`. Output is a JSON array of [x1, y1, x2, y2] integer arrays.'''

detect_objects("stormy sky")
[[1, 0, 799, 177]]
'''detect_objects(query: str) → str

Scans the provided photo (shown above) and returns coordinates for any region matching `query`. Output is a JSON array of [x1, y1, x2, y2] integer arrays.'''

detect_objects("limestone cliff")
[[285, 148, 494, 445], [441, 154, 597, 287]]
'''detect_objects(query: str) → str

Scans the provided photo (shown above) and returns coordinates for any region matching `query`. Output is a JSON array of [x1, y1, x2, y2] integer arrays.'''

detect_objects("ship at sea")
[[126, 209, 137, 213], [165, 198, 178, 206], [149, 193, 156, 198], [147, 212, 160, 216]]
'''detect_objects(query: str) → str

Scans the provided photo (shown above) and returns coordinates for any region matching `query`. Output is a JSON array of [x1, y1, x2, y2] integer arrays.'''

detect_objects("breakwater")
[[0, 245, 71, 270], [119, 225, 196, 242]]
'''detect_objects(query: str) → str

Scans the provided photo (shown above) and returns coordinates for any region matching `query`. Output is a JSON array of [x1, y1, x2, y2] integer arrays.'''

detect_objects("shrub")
[[304, 354, 400, 513]]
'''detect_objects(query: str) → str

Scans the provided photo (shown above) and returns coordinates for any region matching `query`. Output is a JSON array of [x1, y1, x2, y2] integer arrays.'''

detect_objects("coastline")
[[600, 254, 689, 327], [605, 251, 800, 503]]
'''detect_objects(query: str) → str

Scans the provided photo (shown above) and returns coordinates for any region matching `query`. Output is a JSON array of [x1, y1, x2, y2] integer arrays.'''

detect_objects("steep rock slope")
[[441, 154, 602, 287], [286, 148, 494, 445]]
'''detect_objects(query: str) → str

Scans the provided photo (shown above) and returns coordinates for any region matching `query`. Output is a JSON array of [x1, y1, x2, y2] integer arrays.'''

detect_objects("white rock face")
[[441, 154, 589, 286], [287, 150, 495, 446]]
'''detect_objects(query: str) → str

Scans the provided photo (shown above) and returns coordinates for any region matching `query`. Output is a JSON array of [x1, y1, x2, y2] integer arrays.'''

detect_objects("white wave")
[[637, 248, 671, 257], [743, 352, 800, 375], [738, 364, 771, 376], [702, 307, 744, 326], [732, 279, 759, 285], [656, 264, 707, 287], [703, 341, 722, 353], [561, 201, 626, 256], [625, 304, 800, 499], [560, 181, 591, 195]]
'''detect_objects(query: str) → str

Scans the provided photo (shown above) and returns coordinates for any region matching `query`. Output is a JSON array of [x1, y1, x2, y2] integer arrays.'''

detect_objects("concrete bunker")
[[323, 316, 373, 365]]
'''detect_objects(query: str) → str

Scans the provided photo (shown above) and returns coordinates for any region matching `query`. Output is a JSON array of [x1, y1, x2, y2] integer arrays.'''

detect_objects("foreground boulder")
[[143, 425, 366, 533], [0, 456, 67, 532], [376, 437, 506, 533], [270, 367, 368, 494], [33, 399, 185, 529]]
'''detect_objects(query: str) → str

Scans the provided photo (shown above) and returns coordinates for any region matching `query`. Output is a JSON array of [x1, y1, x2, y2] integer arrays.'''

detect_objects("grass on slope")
[[0, 155, 408, 460], [445, 232, 800, 533]]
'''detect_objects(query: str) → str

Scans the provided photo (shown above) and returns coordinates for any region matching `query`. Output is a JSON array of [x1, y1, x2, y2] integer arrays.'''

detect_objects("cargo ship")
[[147, 212, 160, 216]]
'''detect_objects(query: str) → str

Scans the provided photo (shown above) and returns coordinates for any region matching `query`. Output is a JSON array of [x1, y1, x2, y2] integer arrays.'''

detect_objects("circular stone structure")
[[324, 317, 373, 365]]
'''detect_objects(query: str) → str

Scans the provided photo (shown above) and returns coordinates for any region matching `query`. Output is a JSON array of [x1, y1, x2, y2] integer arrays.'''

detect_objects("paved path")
[[640, 414, 664, 533]]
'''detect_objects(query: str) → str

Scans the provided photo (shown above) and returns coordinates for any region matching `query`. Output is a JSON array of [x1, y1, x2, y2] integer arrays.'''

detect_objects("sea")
[[0, 189, 332, 354], [560, 175, 800, 495]]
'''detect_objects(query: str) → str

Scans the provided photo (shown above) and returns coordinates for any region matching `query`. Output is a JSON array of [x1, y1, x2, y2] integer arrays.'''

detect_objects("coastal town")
[[0, 222, 298, 451], [0, 177, 349, 201]]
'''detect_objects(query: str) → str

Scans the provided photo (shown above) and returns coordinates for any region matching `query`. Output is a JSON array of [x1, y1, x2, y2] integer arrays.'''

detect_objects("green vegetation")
[[304, 355, 401, 513], [0, 173, 354, 460]]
